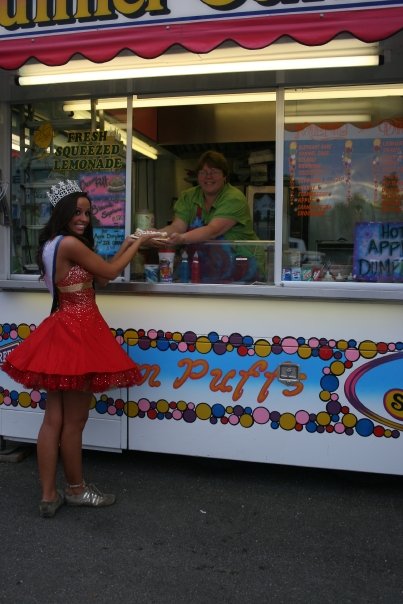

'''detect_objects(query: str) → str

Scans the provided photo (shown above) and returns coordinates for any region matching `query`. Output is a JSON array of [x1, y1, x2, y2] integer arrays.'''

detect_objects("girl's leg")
[[59, 390, 91, 491], [37, 390, 63, 502], [59, 390, 116, 507]]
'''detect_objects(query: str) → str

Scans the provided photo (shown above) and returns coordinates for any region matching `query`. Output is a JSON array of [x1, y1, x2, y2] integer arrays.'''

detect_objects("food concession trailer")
[[0, 1, 402, 474]]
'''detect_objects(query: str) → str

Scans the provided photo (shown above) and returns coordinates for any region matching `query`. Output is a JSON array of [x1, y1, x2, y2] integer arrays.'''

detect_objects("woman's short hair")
[[196, 151, 229, 177]]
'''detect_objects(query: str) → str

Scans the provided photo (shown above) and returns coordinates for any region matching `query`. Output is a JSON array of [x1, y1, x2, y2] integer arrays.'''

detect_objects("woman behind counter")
[[155, 151, 264, 283]]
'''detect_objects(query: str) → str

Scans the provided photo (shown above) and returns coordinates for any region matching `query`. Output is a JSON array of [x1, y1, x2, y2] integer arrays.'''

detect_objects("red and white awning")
[[0, 3, 402, 70]]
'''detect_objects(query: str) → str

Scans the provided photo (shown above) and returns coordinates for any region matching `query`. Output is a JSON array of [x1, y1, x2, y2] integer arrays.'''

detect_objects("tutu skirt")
[[2, 266, 140, 393]]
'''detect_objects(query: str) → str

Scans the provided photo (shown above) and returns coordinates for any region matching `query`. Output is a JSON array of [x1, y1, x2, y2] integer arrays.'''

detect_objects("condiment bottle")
[[191, 251, 200, 283], [179, 250, 190, 283]]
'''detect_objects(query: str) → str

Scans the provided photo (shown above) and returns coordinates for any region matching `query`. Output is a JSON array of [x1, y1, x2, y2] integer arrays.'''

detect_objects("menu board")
[[79, 171, 126, 258], [79, 172, 125, 227], [285, 123, 403, 218], [94, 227, 126, 258]]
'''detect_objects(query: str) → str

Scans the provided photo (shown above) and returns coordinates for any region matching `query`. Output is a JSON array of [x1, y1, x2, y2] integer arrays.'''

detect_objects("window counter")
[[1, 278, 402, 303], [1, 239, 402, 302]]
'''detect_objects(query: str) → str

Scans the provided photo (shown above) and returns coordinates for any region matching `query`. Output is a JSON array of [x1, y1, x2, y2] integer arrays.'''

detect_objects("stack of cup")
[[158, 249, 176, 282], [144, 264, 159, 283]]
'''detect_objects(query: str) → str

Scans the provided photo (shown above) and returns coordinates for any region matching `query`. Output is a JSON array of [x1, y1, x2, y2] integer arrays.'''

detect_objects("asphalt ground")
[[1, 443, 403, 604]]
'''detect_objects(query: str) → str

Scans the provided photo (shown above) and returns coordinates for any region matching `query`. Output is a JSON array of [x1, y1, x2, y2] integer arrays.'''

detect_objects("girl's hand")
[[120, 236, 137, 252], [138, 232, 164, 245]]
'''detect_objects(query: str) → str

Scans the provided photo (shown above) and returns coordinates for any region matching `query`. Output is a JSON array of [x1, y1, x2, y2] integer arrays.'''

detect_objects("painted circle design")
[[1, 322, 400, 439]]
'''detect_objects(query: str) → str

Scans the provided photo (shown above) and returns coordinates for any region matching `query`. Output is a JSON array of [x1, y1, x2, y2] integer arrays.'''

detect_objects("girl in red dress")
[[2, 180, 154, 517]]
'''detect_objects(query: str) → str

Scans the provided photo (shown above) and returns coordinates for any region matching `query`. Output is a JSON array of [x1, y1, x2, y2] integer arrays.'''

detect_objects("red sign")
[[0, 2, 402, 68]]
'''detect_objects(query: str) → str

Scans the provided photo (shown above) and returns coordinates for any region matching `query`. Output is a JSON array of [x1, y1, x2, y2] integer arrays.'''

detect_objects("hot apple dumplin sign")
[[353, 222, 403, 282]]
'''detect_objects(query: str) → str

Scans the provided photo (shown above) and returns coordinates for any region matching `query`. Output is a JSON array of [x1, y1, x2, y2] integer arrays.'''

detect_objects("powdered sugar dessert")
[[130, 228, 168, 240]]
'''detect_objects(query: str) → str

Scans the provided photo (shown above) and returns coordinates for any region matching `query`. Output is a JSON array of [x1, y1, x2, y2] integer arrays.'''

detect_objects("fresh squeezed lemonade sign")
[[54, 131, 123, 172], [0, 1, 401, 34]]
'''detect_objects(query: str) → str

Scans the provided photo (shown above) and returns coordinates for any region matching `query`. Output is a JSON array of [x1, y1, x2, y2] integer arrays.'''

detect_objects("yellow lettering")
[[113, 0, 146, 15], [146, 0, 169, 10], [53, 0, 70, 21], [54, 159, 70, 170], [92, 0, 113, 17], [0, 0, 29, 27], [200, 0, 244, 7], [1, 0, 170, 28], [34, 0, 51, 23], [74, 0, 93, 18], [114, 0, 169, 16], [67, 130, 109, 143], [112, 0, 168, 15]]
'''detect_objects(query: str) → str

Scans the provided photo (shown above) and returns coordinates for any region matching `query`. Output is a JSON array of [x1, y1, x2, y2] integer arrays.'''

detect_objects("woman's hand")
[[166, 232, 186, 245]]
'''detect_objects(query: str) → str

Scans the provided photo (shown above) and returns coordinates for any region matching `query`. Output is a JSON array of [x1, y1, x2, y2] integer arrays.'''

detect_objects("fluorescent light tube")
[[285, 113, 371, 123], [63, 92, 277, 111], [18, 40, 379, 86]]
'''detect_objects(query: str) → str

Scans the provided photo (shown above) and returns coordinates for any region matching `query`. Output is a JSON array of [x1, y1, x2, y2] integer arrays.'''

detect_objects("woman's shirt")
[[173, 183, 259, 241]]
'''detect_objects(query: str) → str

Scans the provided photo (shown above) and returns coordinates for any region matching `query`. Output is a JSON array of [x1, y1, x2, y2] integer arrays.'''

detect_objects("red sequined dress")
[[2, 265, 140, 392]]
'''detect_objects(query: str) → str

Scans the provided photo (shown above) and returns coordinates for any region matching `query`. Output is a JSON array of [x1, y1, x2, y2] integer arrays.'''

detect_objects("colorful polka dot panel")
[[1, 324, 402, 439]]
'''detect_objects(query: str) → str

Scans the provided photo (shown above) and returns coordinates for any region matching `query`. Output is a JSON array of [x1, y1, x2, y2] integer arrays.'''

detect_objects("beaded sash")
[[42, 235, 63, 297]]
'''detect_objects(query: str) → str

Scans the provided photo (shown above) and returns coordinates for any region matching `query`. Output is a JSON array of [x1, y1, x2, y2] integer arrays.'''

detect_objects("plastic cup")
[[144, 264, 159, 283], [301, 264, 313, 281], [158, 250, 175, 282]]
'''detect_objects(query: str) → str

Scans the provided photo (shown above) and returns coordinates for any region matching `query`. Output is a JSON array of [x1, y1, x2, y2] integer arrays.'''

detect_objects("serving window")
[[9, 100, 130, 275], [5, 87, 403, 290], [7, 95, 277, 285], [283, 88, 403, 284]]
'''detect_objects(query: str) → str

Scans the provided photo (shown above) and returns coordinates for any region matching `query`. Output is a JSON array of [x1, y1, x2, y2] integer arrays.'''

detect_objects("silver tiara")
[[47, 180, 83, 206]]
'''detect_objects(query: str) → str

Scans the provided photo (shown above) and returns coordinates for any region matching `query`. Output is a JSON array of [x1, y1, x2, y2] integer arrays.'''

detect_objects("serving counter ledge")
[[1, 279, 402, 303]]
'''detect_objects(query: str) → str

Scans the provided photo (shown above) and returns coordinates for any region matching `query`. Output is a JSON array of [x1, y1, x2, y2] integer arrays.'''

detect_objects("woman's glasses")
[[198, 168, 223, 178]]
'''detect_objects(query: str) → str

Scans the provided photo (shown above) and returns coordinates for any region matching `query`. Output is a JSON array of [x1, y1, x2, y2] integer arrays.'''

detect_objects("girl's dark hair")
[[36, 191, 94, 278]]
